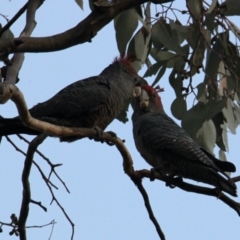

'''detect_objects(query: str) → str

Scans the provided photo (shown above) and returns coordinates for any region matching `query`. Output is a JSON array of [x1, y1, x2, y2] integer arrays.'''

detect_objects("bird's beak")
[[132, 86, 141, 97], [139, 89, 149, 108]]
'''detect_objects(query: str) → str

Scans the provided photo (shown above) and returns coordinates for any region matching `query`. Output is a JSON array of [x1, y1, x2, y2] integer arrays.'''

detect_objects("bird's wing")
[[138, 112, 219, 170], [29, 76, 110, 119]]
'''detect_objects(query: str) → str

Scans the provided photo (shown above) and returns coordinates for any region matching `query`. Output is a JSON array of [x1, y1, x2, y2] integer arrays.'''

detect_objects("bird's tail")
[[211, 171, 237, 197], [194, 167, 237, 197], [0, 116, 40, 137], [184, 161, 237, 196]]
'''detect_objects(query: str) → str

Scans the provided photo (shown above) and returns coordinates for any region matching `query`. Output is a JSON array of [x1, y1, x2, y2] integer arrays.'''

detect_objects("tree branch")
[[0, 2, 29, 37], [0, 0, 173, 54], [137, 169, 240, 216], [18, 133, 47, 240]]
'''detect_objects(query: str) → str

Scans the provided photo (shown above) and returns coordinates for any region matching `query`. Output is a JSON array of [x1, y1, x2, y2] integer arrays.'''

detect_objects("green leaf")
[[151, 63, 167, 86], [171, 96, 187, 120], [205, 12, 217, 33], [135, 5, 143, 18], [186, 24, 206, 76], [218, 150, 230, 176], [181, 97, 226, 143], [174, 54, 186, 71], [151, 19, 187, 56], [204, 97, 228, 120], [220, 0, 240, 16], [143, 61, 163, 77], [151, 49, 177, 61], [206, 0, 218, 13], [221, 121, 229, 151], [169, 20, 188, 45], [169, 68, 183, 97], [182, 102, 206, 140], [75, 0, 83, 9], [212, 112, 227, 151], [187, 0, 202, 20], [196, 120, 216, 154], [204, 38, 223, 81], [222, 98, 237, 134], [127, 27, 151, 71], [196, 82, 207, 102], [114, 9, 139, 54], [233, 103, 240, 124], [151, 22, 164, 49]]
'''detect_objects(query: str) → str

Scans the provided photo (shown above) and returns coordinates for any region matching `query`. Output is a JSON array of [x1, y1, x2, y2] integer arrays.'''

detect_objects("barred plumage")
[[132, 85, 237, 196]]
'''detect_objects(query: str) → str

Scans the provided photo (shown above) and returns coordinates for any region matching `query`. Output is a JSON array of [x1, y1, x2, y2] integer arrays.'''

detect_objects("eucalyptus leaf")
[[171, 96, 187, 120], [75, 0, 83, 9], [220, 0, 240, 16], [205, 12, 216, 33], [143, 61, 163, 77], [182, 102, 206, 140], [152, 19, 186, 56], [196, 120, 216, 154], [127, 27, 151, 71], [151, 63, 167, 86], [169, 68, 183, 97], [212, 112, 227, 151], [222, 98, 237, 134], [204, 39, 223, 81], [206, 0, 218, 13], [187, 0, 202, 20], [151, 49, 176, 62], [114, 9, 139, 54]]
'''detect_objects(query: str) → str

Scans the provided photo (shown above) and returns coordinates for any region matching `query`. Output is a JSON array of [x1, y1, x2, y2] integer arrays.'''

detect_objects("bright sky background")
[[0, 1, 240, 240]]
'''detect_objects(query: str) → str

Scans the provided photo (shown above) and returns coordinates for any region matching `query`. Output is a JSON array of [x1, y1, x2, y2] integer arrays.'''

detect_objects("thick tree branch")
[[0, 0, 172, 53], [4, 0, 44, 85]]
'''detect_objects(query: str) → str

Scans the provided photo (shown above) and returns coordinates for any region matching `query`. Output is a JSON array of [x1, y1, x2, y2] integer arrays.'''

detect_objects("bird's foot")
[[104, 131, 117, 146], [165, 175, 183, 188], [150, 168, 156, 181], [150, 166, 165, 181], [90, 126, 103, 142], [91, 127, 117, 146]]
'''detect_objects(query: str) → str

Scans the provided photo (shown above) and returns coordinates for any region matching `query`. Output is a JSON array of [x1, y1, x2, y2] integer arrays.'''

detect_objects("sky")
[[0, 1, 240, 240]]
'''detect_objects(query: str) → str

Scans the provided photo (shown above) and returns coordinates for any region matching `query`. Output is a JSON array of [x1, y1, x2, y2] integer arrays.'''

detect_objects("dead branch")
[[30, 199, 47, 212], [18, 133, 47, 240], [17, 134, 70, 193]]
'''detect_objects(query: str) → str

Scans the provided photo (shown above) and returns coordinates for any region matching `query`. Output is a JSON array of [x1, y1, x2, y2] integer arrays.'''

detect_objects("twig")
[[5, 136, 59, 190], [131, 172, 166, 240], [17, 134, 70, 193], [30, 199, 47, 212], [0, 2, 29, 37], [26, 219, 56, 228]]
